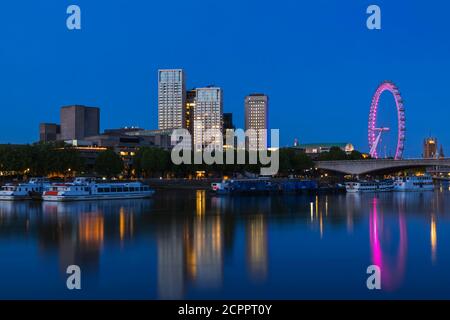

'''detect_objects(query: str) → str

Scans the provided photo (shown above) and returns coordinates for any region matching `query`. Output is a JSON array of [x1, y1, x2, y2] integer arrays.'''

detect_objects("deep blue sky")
[[0, 0, 449, 156]]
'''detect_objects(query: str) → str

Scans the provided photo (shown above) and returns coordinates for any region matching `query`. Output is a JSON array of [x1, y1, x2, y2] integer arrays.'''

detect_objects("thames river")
[[1, 187, 450, 299]]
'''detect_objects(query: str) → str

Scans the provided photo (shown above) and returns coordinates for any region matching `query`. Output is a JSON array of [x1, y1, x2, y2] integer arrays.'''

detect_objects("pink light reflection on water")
[[369, 196, 407, 291]]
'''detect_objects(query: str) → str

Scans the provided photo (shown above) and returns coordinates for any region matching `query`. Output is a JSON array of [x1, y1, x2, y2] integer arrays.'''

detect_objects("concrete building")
[[39, 123, 61, 142], [193, 87, 223, 151], [63, 128, 176, 174], [423, 137, 438, 159], [158, 69, 186, 130], [125, 129, 178, 150], [244, 94, 268, 151], [60, 105, 100, 140]]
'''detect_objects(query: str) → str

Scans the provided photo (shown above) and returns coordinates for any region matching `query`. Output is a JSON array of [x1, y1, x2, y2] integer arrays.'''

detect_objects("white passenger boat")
[[0, 178, 51, 201], [393, 175, 434, 191], [345, 180, 394, 193], [42, 177, 155, 202]]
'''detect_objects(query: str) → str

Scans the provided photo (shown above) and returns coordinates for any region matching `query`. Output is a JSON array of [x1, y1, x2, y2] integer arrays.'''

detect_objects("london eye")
[[368, 81, 406, 159]]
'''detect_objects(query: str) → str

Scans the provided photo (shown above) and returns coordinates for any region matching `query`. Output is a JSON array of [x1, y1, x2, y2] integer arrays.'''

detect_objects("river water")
[[1, 187, 450, 299]]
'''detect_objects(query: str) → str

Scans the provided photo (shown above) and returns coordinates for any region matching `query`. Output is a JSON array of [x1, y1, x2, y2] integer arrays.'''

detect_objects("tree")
[[291, 151, 314, 174], [135, 147, 170, 178], [318, 147, 348, 161], [348, 150, 365, 160], [277, 148, 313, 176], [94, 149, 124, 178]]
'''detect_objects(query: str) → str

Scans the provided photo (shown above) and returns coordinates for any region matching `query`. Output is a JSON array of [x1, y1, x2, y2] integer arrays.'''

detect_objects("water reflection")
[[246, 215, 268, 282], [37, 201, 150, 273], [369, 196, 407, 291], [157, 190, 225, 299], [196, 190, 206, 216], [431, 215, 437, 264], [1, 189, 450, 299]]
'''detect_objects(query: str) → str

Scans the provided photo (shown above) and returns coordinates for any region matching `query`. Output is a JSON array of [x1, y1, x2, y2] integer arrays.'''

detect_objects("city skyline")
[[1, 1, 450, 157]]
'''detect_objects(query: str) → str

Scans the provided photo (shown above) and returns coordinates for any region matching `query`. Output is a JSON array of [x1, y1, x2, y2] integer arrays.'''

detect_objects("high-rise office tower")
[[423, 137, 438, 158], [193, 87, 223, 151], [244, 94, 268, 150], [60, 105, 100, 140], [158, 69, 186, 130]]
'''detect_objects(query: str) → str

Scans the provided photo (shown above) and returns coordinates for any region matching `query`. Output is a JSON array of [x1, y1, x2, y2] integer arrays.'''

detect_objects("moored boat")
[[393, 175, 434, 191], [211, 179, 319, 195], [345, 180, 394, 193], [42, 177, 155, 202], [0, 178, 51, 201]]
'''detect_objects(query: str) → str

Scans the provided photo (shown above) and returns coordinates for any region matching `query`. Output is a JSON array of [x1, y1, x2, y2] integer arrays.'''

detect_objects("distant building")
[[294, 142, 354, 156], [223, 113, 234, 133], [244, 94, 268, 151], [223, 113, 236, 150], [64, 128, 173, 173], [193, 87, 223, 151], [439, 145, 445, 159], [423, 137, 438, 159], [427, 144, 448, 176], [158, 69, 186, 130], [103, 127, 142, 135], [39, 123, 60, 142], [185, 89, 196, 134], [60, 105, 100, 140], [125, 129, 179, 150]]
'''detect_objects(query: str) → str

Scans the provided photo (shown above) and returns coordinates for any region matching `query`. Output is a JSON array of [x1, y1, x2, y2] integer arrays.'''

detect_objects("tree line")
[[0, 143, 367, 179], [0, 143, 83, 177], [133, 147, 316, 178], [316, 147, 368, 161]]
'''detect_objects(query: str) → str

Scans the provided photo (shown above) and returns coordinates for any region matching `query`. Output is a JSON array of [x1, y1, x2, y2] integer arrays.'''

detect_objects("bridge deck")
[[315, 158, 450, 175]]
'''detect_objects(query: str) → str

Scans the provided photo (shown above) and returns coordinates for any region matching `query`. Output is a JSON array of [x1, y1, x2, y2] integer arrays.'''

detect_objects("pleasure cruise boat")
[[393, 175, 434, 191], [0, 178, 51, 200], [345, 180, 394, 193], [42, 177, 155, 202]]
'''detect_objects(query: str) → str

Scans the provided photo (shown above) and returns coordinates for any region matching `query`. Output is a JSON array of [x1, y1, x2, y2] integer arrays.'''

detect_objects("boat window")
[[111, 188, 117, 192], [124, 187, 129, 192]]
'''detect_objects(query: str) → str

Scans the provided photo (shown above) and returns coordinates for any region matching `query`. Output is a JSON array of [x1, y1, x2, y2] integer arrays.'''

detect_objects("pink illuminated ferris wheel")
[[368, 81, 406, 159]]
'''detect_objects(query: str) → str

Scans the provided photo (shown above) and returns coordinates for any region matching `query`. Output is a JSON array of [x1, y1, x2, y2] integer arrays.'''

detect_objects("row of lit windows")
[[159, 71, 183, 82], [97, 186, 150, 193]]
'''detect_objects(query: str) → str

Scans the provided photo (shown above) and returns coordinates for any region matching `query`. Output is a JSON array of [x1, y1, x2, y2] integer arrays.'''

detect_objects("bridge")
[[315, 158, 450, 175]]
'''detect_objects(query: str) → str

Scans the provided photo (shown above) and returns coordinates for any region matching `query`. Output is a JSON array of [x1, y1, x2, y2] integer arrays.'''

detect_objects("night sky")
[[0, 0, 449, 157]]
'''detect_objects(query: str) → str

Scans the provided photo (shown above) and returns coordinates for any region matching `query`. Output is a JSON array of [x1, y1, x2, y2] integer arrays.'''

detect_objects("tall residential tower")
[[193, 87, 223, 151], [158, 69, 186, 130], [244, 94, 268, 150]]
